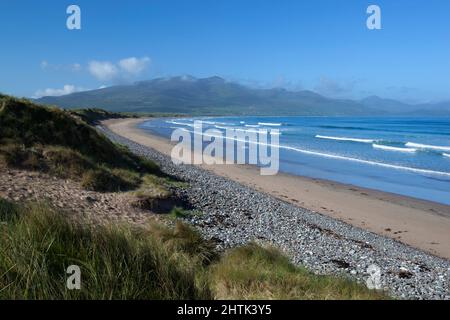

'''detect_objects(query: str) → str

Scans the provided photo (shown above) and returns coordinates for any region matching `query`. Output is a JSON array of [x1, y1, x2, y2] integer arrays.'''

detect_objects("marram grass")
[[0, 199, 210, 300], [0, 199, 389, 300]]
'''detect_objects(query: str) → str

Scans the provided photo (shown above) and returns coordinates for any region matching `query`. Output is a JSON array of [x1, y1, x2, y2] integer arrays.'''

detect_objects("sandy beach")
[[103, 118, 450, 260]]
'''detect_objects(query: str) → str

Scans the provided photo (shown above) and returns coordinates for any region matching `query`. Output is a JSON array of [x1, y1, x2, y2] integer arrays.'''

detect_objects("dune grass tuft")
[[208, 243, 389, 300], [149, 221, 219, 266], [0, 199, 211, 300]]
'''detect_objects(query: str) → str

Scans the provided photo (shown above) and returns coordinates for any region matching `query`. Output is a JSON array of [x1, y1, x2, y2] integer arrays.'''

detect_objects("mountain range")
[[36, 76, 450, 116]]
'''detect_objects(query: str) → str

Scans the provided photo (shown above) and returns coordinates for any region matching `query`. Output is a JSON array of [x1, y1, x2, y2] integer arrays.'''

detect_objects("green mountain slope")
[[37, 76, 378, 116]]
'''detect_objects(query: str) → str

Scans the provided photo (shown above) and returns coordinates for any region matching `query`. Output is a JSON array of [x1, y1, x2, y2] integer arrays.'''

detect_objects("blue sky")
[[0, 0, 449, 103]]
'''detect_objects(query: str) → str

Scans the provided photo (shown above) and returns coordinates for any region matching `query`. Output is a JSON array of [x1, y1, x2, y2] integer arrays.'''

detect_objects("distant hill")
[[360, 96, 450, 116], [359, 96, 413, 114], [36, 76, 450, 116], [409, 101, 450, 116]]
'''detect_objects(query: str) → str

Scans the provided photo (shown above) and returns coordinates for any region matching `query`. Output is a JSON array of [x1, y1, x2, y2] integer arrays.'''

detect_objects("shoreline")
[[102, 117, 450, 260]]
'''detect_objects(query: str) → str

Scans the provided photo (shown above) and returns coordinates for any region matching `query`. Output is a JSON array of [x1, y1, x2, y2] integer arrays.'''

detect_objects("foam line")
[[405, 142, 450, 152], [316, 135, 375, 143], [373, 144, 417, 153], [258, 122, 282, 126]]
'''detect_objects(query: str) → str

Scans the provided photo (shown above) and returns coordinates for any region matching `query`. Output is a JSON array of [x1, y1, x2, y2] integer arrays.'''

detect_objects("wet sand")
[[102, 118, 450, 259]]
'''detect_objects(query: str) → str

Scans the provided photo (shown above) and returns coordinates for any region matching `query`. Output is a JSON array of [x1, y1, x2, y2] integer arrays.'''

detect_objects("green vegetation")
[[69, 108, 138, 125], [130, 175, 179, 213], [0, 95, 161, 192], [0, 199, 389, 300], [169, 207, 191, 219], [209, 243, 388, 300], [0, 199, 210, 299], [68, 108, 181, 126]]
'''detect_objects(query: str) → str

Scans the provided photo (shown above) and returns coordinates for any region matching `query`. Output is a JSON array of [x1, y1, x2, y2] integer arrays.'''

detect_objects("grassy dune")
[[0, 199, 209, 299], [0, 95, 160, 192]]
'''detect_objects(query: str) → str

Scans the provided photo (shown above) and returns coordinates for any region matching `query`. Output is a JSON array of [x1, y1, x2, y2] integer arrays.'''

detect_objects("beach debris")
[[330, 259, 351, 269], [398, 267, 414, 279]]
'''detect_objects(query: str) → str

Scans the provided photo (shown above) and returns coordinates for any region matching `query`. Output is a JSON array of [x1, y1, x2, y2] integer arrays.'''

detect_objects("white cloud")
[[41, 57, 151, 82], [88, 61, 119, 81], [88, 57, 150, 81], [118, 57, 151, 75], [33, 85, 86, 98]]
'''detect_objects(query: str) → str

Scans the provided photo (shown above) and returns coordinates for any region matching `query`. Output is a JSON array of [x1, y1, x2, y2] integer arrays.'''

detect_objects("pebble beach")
[[100, 124, 450, 300]]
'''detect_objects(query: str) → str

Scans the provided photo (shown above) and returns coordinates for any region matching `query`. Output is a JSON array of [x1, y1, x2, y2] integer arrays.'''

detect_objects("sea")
[[139, 116, 450, 205]]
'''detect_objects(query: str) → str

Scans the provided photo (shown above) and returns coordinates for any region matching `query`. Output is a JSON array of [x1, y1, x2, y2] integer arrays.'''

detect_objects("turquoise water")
[[139, 117, 450, 205]]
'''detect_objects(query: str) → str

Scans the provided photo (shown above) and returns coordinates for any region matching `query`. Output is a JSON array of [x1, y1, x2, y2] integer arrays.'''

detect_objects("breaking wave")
[[315, 135, 376, 143], [372, 144, 417, 153], [405, 142, 450, 152]]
